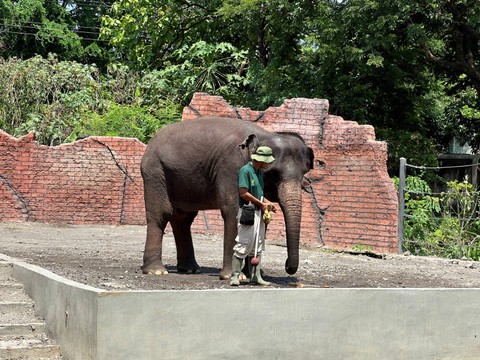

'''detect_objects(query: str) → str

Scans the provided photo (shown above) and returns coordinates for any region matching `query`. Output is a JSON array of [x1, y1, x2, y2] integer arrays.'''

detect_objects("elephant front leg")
[[171, 210, 200, 274], [219, 211, 238, 280], [142, 219, 169, 275]]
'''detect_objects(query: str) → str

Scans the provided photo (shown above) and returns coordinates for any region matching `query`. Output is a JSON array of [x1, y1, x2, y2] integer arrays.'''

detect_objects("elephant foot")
[[220, 272, 248, 281], [177, 261, 200, 274], [142, 262, 169, 275], [219, 267, 233, 280]]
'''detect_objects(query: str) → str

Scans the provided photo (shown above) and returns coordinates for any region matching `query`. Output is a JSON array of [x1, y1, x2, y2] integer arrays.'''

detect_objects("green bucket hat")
[[251, 146, 275, 163]]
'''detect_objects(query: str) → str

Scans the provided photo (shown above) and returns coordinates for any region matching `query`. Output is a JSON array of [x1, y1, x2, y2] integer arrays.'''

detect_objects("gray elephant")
[[140, 116, 314, 279]]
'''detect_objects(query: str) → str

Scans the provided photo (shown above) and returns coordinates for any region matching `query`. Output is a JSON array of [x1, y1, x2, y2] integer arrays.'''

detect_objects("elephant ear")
[[238, 134, 258, 163], [307, 147, 314, 170]]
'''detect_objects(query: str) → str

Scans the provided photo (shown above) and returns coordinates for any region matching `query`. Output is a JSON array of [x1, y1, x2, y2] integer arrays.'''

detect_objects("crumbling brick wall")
[[0, 132, 145, 224], [0, 93, 398, 252]]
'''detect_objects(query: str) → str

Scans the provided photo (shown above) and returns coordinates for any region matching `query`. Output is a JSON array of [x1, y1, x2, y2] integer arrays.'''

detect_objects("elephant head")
[[259, 133, 314, 274]]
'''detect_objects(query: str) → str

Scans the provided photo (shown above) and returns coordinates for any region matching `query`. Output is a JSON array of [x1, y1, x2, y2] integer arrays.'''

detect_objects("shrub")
[[71, 100, 182, 144], [397, 175, 480, 260]]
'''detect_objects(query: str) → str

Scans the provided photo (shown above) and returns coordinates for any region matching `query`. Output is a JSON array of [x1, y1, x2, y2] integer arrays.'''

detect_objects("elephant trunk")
[[277, 181, 302, 275]]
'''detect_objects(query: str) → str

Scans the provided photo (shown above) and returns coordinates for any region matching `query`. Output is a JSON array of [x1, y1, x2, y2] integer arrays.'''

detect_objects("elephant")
[[140, 116, 314, 279]]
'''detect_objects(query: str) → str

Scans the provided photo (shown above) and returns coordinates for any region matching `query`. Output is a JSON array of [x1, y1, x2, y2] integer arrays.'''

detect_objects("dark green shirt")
[[238, 162, 264, 207]]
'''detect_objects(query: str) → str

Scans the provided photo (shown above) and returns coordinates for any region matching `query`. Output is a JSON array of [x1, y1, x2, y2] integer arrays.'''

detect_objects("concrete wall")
[[9, 256, 101, 359], [4, 253, 480, 360], [0, 93, 398, 252]]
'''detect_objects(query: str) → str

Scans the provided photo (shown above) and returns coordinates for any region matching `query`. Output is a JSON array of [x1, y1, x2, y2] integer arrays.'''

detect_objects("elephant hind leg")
[[142, 216, 170, 275], [170, 210, 200, 274], [141, 177, 173, 275]]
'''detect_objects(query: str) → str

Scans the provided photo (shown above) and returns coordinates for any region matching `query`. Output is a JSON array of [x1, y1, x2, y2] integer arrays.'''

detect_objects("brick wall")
[[0, 93, 398, 252], [0, 132, 145, 224]]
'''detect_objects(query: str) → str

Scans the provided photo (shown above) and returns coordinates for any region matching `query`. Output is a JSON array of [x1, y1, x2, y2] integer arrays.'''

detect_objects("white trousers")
[[233, 207, 266, 258]]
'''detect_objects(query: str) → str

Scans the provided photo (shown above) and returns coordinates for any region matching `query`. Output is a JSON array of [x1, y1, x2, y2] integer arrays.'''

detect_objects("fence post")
[[398, 157, 406, 253]]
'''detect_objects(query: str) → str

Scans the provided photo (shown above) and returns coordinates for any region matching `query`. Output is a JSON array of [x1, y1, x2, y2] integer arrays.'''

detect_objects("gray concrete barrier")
[[2, 254, 480, 359]]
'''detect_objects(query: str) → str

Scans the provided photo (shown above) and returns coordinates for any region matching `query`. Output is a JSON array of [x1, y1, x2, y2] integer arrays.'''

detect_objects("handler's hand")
[[262, 202, 276, 213], [269, 203, 277, 213]]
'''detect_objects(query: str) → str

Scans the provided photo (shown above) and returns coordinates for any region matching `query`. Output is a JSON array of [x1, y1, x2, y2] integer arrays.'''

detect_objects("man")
[[230, 146, 277, 286]]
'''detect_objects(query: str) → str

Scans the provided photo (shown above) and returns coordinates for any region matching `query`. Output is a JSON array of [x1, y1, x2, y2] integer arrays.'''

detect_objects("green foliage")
[[0, 55, 101, 145], [378, 129, 439, 176], [101, 64, 142, 106], [0, 0, 112, 67], [101, 0, 479, 165], [300, 0, 479, 165], [1, 0, 479, 169], [394, 176, 441, 251], [217, 0, 320, 108], [101, 0, 224, 69], [433, 180, 480, 259], [0, 56, 181, 145], [444, 85, 480, 151], [397, 175, 480, 260], [148, 41, 248, 105], [351, 244, 374, 253], [72, 101, 181, 144]]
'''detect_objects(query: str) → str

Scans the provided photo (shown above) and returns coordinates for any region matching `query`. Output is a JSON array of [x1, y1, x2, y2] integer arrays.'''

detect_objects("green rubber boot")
[[249, 255, 271, 286], [230, 255, 243, 286]]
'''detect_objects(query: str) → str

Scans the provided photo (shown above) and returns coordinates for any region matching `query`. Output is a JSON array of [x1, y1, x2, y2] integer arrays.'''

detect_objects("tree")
[[217, 0, 320, 107], [0, 0, 113, 67], [101, 0, 223, 69], [299, 0, 479, 171], [413, 1, 480, 94], [140, 41, 248, 105], [407, 0, 480, 150]]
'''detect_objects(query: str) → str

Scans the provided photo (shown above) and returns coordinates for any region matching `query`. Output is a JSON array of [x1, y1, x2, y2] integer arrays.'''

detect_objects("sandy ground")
[[1, 222, 480, 290]]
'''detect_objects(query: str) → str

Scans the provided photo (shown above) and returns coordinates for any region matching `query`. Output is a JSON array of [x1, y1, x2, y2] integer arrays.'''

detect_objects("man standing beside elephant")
[[230, 146, 277, 286]]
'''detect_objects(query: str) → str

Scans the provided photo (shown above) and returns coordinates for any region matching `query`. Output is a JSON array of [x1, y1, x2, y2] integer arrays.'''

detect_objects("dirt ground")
[[2, 222, 480, 290]]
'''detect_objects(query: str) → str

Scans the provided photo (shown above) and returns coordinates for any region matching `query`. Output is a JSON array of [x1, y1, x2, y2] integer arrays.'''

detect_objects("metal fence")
[[397, 157, 480, 254]]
